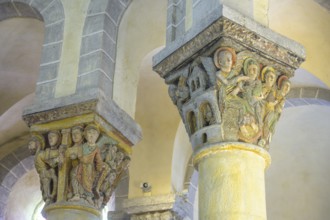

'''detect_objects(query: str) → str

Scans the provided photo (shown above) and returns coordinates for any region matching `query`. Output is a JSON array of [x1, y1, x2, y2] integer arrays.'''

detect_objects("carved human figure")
[[213, 47, 249, 113], [168, 74, 189, 111], [67, 125, 84, 201], [261, 76, 291, 147], [74, 124, 103, 205], [261, 66, 277, 101]]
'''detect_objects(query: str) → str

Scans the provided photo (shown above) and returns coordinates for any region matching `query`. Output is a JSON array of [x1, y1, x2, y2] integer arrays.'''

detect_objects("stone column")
[[153, 3, 305, 219], [23, 98, 141, 220]]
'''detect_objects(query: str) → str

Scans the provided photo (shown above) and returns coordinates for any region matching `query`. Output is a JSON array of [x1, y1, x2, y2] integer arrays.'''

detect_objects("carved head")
[[262, 66, 277, 87], [28, 134, 45, 155], [214, 47, 236, 73], [243, 58, 260, 80], [48, 130, 61, 149], [84, 124, 100, 145], [71, 125, 84, 144], [278, 75, 291, 97]]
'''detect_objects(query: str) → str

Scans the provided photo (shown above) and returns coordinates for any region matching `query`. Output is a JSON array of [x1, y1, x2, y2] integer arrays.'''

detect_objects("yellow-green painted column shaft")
[[194, 143, 271, 220]]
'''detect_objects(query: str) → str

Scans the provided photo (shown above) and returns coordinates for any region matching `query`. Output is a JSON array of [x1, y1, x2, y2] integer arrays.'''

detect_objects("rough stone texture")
[[108, 211, 130, 220], [106, 0, 125, 25], [13, 145, 31, 161], [0, 3, 19, 20], [0, 186, 9, 205], [20, 156, 35, 171]]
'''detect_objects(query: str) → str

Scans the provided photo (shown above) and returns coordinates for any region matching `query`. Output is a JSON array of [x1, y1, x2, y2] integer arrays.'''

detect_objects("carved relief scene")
[[28, 123, 130, 211], [167, 46, 291, 150]]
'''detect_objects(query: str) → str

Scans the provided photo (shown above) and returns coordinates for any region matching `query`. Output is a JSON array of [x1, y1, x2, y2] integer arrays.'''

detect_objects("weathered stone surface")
[[2, 172, 18, 189], [0, 186, 9, 203], [31, 0, 54, 13], [35, 81, 56, 101], [106, 0, 125, 24], [83, 14, 106, 35], [11, 163, 27, 179], [78, 51, 114, 77], [14, 2, 37, 18], [85, 0, 108, 15], [1, 154, 19, 171]]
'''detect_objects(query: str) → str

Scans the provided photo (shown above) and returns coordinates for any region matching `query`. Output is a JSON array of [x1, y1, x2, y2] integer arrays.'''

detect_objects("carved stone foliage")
[[28, 123, 130, 210], [167, 47, 291, 150]]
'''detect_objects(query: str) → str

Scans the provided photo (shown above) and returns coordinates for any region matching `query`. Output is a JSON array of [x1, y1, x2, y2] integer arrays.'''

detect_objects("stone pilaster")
[[153, 3, 305, 220], [23, 96, 141, 219]]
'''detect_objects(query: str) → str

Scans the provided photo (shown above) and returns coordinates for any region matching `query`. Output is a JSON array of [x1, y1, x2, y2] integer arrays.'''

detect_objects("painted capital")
[[23, 97, 141, 217], [153, 12, 305, 152], [28, 123, 130, 213]]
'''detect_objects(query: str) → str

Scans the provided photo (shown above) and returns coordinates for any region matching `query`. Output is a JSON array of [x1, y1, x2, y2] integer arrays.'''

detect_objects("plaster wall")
[[269, 0, 330, 86], [55, 0, 91, 97]]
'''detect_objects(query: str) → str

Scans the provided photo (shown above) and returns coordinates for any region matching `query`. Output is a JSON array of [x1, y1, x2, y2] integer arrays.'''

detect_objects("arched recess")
[[77, 0, 132, 98], [0, 0, 65, 103], [112, 0, 167, 117]]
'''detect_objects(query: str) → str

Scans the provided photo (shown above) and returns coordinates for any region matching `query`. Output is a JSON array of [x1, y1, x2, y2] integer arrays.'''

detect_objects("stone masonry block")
[[0, 154, 19, 171], [104, 14, 117, 41], [77, 71, 103, 90], [35, 81, 56, 101], [40, 42, 62, 64], [11, 163, 27, 179], [317, 88, 330, 102], [40, 0, 64, 25], [13, 145, 30, 161], [21, 157, 35, 171], [0, 186, 9, 204], [0, 3, 18, 21], [80, 32, 103, 56], [301, 87, 318, 99], [0, 166, 8, 183], [31, 0, 53, 14], [103, 33, 116, 61], [106, 0, 125, 24], [86, 0, 108, 15], [14, 2, 38, 19], [38, 62, 59, 82], [79, 50, 114, 76], [44, 20, 64, 44], [2, 172, 18, 189], [287, 87, 301, 99], [120, 0, 132, 7], [83, 14, 106, 35]]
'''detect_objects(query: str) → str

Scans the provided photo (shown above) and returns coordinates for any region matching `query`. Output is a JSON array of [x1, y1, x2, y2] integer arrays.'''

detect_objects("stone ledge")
[[153, 5, 305, 77], [22, 89, 142, 147]]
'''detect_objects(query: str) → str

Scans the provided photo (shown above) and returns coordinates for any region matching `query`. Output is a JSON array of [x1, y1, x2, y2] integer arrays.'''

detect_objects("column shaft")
[[195, 143, 270, 220]]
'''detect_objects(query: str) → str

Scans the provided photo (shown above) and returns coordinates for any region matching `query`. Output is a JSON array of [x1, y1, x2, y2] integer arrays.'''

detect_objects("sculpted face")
[[247, 64, 259, 80], [72, 128, 83, 144], [48, 132, 59, 148], [86, 128, 99, 145], [280, 80, 291, 96], [265, 71, 276, 87], [218, 50, 233, 73]]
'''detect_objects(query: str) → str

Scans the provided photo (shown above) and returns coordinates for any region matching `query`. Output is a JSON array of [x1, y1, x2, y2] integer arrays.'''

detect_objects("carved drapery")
[[28, 123, 130, 211], [167, 46, 291, 151]]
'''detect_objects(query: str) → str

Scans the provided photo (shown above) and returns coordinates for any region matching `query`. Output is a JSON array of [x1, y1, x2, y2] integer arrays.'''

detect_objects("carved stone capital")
[[28, 121, 133, 217], [153, 6, 305, 152]]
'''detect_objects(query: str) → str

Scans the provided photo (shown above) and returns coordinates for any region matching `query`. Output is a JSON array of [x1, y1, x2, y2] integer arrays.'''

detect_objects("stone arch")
[[0, 144, 34, 219], [77, 0, 132, 98], [0, 0, 65, 103]]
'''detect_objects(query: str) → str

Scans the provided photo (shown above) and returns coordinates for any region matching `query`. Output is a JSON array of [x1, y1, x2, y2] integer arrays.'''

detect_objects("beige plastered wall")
[[269, 0, 330, 86]]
